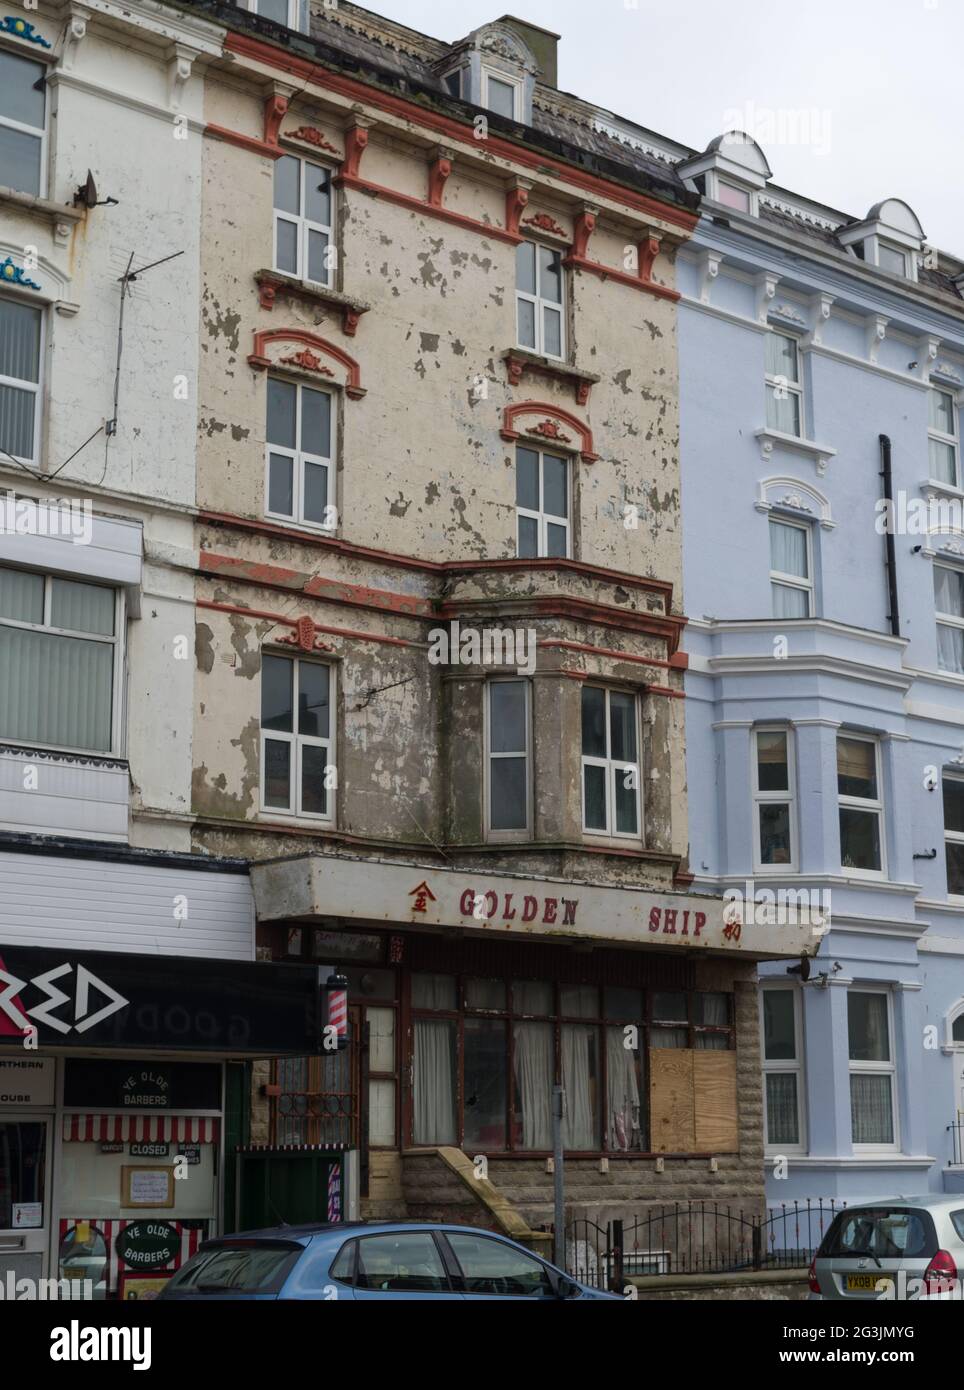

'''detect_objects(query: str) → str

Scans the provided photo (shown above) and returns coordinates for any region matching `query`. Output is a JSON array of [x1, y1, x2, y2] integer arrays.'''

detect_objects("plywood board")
[[694, 1050, 738, 1153], [649, 1048, 695, 1152]]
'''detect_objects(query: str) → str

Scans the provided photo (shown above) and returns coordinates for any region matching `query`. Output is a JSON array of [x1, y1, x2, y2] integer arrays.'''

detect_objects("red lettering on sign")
[[459, 889, 475, 915], [662, 909, 677, 935], [680, 911, 690, 936], [522, 896, 538, 922], [543, 898, 558, 924], [503, 894, 517, 920], [694, 912, 706, 938], [562, 899, 578, 925], [484, 891, 498, 919], [722, 920, 741, 942]]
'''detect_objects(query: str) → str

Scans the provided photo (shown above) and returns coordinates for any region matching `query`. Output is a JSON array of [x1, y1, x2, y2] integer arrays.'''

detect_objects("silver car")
[[809, 1197, 964, 1300]]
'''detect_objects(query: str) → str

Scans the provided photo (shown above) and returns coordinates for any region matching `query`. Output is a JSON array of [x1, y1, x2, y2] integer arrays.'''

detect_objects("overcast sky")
[[372, 0, 963, 254]]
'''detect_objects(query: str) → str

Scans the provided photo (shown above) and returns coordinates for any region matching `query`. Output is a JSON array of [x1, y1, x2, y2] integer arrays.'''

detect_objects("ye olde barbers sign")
[[252, 855, 817, 961]]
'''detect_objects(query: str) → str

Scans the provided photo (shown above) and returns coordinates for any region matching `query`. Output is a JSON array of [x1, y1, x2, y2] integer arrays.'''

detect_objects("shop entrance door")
[[0, 1117, 50, 1289]]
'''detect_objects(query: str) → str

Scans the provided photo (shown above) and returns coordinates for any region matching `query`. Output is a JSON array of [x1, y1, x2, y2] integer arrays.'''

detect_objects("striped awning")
[[63, 1114, 220, 1143]]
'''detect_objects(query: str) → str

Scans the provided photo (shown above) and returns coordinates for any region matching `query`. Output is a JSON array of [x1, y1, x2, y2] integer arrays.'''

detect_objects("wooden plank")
[[649, 1048, 695, 1152], [694, 1050, 738, 1153]]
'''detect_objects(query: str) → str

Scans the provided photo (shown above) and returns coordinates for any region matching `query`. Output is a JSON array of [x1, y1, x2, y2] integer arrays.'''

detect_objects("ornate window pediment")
[[755, 476, 834, 529], [247, 328, 365, 398]]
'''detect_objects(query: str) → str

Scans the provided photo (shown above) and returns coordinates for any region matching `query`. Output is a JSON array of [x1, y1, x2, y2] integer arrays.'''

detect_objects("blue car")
[[158, 1221, 620, 1300]]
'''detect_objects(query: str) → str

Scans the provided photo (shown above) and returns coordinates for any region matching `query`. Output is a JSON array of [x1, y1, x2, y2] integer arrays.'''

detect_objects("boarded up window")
[[649, 1049, 738, 1153]]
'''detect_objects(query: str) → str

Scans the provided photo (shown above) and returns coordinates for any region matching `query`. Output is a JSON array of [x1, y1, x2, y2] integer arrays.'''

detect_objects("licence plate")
[[845, 1274, 880, 1292]]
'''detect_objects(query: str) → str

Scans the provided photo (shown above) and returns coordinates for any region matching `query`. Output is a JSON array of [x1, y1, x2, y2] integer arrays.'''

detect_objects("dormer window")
[[717, 181, 751, 213], [677, 132, 771, 218], [838, 199, 924, 283], [441, 22, 540, 126], [236, 0, 308, 32]]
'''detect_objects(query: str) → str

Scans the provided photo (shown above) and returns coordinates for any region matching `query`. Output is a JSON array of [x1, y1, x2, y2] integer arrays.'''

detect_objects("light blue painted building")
[[653, 128, 964, 1205]]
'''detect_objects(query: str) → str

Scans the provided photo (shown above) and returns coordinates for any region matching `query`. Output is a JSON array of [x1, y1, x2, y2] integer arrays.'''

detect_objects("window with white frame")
[[238, 0, 307, 30], [765, 331, 803, 437], [848, 989, 896, 1148], [581, 686, 641, 839], [516, 446, 569, 558], [769, 518, 812, 618], [273, 154, 334, 287], [265, 376, 335, 529], [0, 48, 46, 197], [928, 387, 959, 487], [0, 565, 118, 754], [877, 242, 908, 277], [516, 241, 565, 360], [0, 295, 42, 467], [716, 180, 751, 213], [482, 67, 522, 120], [261, 653, 334, 820], [762, 988, 805, 1150], [944, 775, 964, 897], [837, 734, 883, 874], [934, 564, 964, 675], [486, 678, 530, 833], [753, 728, 795, 869]]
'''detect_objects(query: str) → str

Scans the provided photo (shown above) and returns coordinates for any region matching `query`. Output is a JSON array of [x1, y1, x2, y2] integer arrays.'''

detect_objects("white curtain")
[[0, 627, 112, 752], [561, 1025, 594, 1149], [770, 521, 807, 579], [934, 566, 964, 618], [766, 1074, 799, 1146], [850, 1074, 894, 1145], [606, 1029, 641, 1151], [413, 1019, 456, 1145], [513, 1023, 552, 1149]]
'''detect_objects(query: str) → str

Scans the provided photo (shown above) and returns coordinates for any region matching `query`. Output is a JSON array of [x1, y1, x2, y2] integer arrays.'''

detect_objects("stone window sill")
[[255, 269, 370, 336], [502, 348, 600, 406], [0, 183, 84, 234], [755, 426, 836, 476]]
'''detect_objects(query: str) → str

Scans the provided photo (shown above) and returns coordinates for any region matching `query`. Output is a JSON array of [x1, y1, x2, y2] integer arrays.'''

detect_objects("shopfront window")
[[0, 1120, 45, 1229]]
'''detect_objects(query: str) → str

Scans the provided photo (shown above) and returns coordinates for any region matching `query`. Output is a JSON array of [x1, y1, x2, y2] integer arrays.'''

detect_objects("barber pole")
[[325, 972, 349, 1051], [327, 1162, 341, 1223]]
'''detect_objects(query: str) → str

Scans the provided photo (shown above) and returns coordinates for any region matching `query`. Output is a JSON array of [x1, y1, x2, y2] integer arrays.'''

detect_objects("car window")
[[356, 1233, 450, 1293], [446, 1233, 555, 1297], [952, 1211, 964, 1242], [165, 1242, 301, 1293], [821, 1209, 936, 1259], [329, 1240, 355, 1284]]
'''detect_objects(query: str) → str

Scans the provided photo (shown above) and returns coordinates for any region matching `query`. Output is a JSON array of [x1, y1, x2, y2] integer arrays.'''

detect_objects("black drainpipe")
[[879, 433, 900, 638]]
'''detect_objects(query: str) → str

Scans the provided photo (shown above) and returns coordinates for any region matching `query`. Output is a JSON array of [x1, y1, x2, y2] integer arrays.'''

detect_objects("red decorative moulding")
[[248, 328, 366, 398], [287, 125, 339, 155], [279, 348, 335, 376], [531, 419, 571, 443], [523, 212, 566, 237], [278, 615, 335, 654], [500, 401, 599, 463]]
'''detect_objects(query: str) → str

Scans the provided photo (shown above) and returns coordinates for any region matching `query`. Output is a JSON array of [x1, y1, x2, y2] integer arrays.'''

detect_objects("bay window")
[[515, 445, 569, 558], [769, 518, 812, 617], [581, 685, 641, 839], [516, 241, 565, 360], [837, 734, 883, 874], [753, 727, 795, 869], [0, 296, 42, 466], [765, 331, 803, 437], [762, 988, 805, 1150], [486, 678, 530, 833], [0, 566, 118, 753], [848, 990, 896, 1148], [0, 48, 45, 197], [934, 564, 964, 674], [928, 387, 959, 487], [260, 653, 334, 820], [265, 376, 334, 529], [273, 153, 334, 286]]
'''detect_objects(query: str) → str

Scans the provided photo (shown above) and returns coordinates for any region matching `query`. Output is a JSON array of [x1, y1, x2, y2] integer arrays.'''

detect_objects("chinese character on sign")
[[389, 936, 404, 963], [408, 881, 437, 914]]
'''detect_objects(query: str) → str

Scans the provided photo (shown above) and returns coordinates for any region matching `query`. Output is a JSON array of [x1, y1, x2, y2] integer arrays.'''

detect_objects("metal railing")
[[949, 1121, 964, 1167], [566, 1199, 844, 1288]]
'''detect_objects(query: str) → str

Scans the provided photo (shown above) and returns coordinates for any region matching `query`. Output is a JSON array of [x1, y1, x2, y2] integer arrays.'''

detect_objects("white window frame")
[[485, 677, 531, 838], [0, 566, 123, 757], [847, 986, 899, 1153], [516, 240, 566, 362], [715, 178, 753, 214], [876, 240, 909, 277], [581, 685, 642, 842], [752, 726, 797, 873], [481, 66, 523, 121], [935, 561, 964, 675], [273, 154, 335, 288], [264, 375, 336, 532], [241, 0, 306, 31], [0, 46, 48, 199], [836, 732, 886, 879], [259, 653, 335, 823], [928, 386, 960, 488], [761, 985, 807, 1155], [515, 446, 571, 559], [769, 517, 813, 618], [0, 294, 44, 468], [944, 773, 964, 901], [765, 330, 804, 439]]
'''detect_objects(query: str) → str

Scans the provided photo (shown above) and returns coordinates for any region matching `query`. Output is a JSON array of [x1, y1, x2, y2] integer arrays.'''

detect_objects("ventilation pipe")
[[879, 434, 900, 637]]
